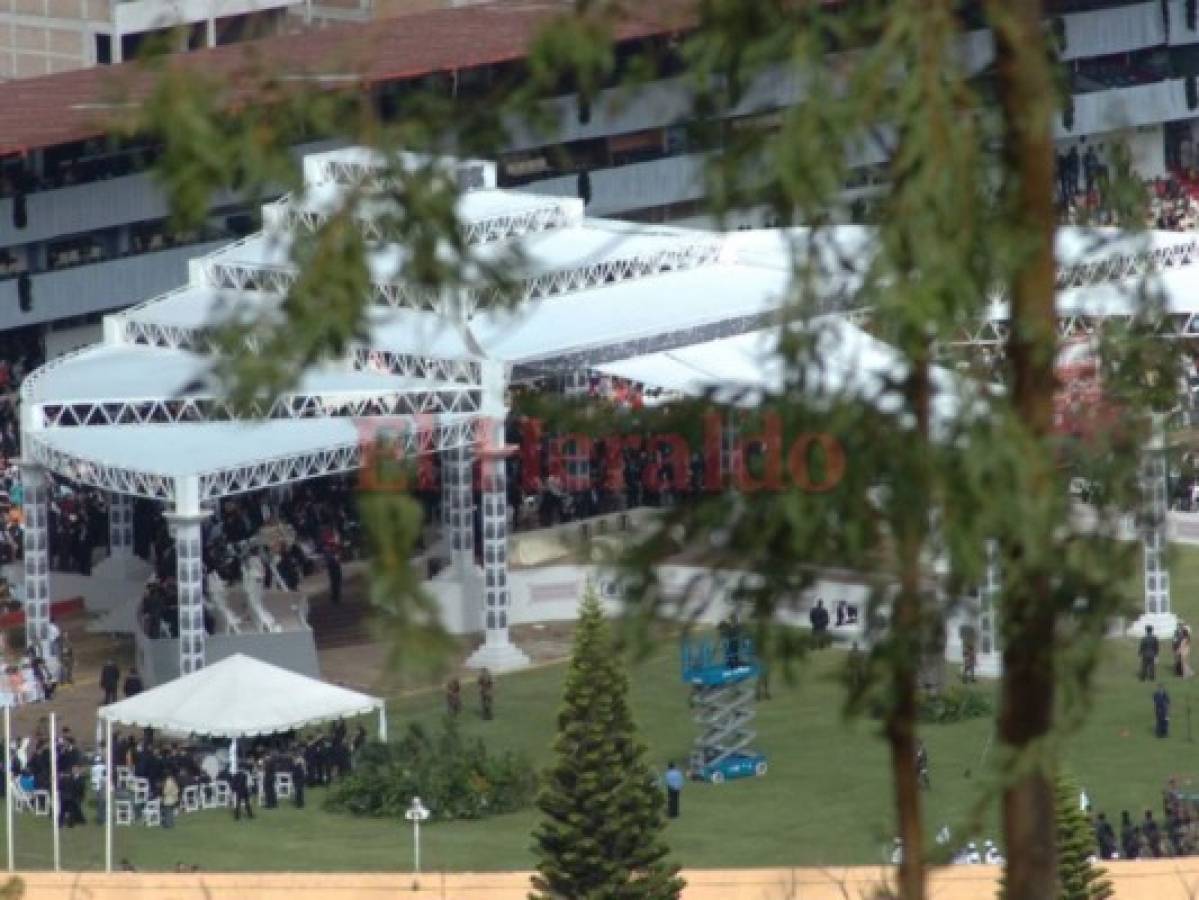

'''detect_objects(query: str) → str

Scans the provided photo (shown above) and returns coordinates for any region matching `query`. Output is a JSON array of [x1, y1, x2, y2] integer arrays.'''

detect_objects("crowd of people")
[[1053, 137, 1199, 230], [1092, 781, 1199, 860]]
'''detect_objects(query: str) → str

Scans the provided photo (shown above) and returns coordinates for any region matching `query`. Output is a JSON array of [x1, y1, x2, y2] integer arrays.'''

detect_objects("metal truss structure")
[[25, 415, 479, 503], [314, 155, 488, 192], [280, 196, 582, 247], [32, 387, 481, 430], [528, 311, 781, 373], [950, 311, 1199, 348], [351, 347, 480, 384], [1052, 238, 1199, 292], [203, 258, 445, 314], [203, 239, 723, 317]]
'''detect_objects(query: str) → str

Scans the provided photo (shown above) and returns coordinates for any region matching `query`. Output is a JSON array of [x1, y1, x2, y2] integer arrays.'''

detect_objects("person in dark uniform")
[[1140, 626, 1160, 681], [446, 678, 462, 717], [1094, 812, 1117, 860], [809, 600, 830, 648], [915, 740, 930, 791], [478, 669, 494, 720], [1120, 810, 1140, 860], [230, 770, 253, 820], [962, 629, 977, 684], [1155, 683, 1171, 738], [123, 668, 143, 699], [324, 548, 342, 605], [1144, 810, 1163, 857], [290, 753, 306, 809], [263, 754, 278, 809]]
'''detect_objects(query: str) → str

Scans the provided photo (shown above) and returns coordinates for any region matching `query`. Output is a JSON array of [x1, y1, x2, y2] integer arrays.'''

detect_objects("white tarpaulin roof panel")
[[122, 288, 482, 362], [985, 263, 1199, 321], [470, 264, 791, 363], [97, 653, 383, 737], [597, 318, 966, 429], [25, 344, 457, 403], [32, 419, 369, 477]]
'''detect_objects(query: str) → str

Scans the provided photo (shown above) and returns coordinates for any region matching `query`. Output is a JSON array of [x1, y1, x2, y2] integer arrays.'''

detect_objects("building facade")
[[1, 0, 1199, 349]]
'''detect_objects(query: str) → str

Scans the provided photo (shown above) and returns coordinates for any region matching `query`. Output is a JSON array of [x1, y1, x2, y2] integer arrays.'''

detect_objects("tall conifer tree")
[[530, 586, 683, 900]]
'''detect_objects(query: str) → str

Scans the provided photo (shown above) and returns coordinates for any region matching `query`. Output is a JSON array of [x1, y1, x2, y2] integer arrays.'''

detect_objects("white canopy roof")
[[23, 147, 1185, 504], [97, 653, 383, 737], [598, 317, 969, 431]]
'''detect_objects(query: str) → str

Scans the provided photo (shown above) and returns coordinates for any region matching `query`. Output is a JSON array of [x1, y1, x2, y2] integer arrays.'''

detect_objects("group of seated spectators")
[[1, 716, 368, 830]]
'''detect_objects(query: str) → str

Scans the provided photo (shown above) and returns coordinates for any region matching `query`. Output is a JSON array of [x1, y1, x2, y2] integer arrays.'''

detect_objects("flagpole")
[[4, 704, 12, 872], [48, 711, 58, 872], [104, 717, 112, 873]]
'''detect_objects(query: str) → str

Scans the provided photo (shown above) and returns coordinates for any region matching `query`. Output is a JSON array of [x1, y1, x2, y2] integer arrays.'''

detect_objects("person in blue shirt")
[[664, 761, 684, 819]]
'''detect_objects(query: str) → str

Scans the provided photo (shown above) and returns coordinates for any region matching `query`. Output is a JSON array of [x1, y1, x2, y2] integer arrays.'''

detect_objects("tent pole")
[[378, 706, 387, 743], [230, 738, 238, 775], [48, 712, 58, 872], [104, 718, 112, 873], [4, 704, 12, 873]]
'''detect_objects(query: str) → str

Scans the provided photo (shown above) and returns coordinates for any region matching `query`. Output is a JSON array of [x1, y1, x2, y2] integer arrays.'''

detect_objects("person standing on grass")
[[663, 761, 684, 819], [1155, 683, 1171, 738], [230, 769, 253, 821], [809, 599, 830, 648], [1120, 810, 1139, 860], [478, 669, 494, 720], [1140, 625, 1160, 681]]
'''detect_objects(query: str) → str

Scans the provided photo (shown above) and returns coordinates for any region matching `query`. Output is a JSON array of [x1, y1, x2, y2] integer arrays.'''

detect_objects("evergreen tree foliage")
[[530, 587, 683, 900], [1054, 774, 1113, 900]]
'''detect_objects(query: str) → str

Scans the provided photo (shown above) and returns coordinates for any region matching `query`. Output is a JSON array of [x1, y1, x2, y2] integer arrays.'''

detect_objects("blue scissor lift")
[[681, 635, 768, 783]]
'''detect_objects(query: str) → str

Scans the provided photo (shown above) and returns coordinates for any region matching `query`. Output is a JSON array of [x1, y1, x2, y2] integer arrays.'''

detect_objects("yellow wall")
[[6, 862, 1199, 899]]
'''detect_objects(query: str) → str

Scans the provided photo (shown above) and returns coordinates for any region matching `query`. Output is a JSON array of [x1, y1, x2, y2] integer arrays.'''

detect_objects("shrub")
[[917, 686, 993, 724], [324, 718, 538, 821]]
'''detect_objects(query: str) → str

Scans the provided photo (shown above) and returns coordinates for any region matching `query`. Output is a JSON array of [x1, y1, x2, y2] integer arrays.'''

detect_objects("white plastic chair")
[[114, 766, 132, 789], [131, 777, 149, 804], [141, 799, 161, 827], [114, 800, 134, 826], [213, 781, 232, 807], [12, 783, 49, 815], [181, 784, 200, 813], [275, 772, 294, 800]]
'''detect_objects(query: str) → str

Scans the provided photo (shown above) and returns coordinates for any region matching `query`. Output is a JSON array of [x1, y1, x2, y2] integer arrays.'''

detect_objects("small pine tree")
[[530, 586, 684, 900], [1054, 773, 1113, 900]]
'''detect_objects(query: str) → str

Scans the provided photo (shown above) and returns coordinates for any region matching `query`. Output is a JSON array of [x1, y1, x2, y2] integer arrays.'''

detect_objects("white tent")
[[97, 653, 385, 737], [97, 653, 386, 872]]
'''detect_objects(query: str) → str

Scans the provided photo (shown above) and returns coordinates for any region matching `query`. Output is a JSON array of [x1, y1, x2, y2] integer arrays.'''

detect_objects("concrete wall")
[[9, 862, 1199, 899], [135, 628, 319, 687]]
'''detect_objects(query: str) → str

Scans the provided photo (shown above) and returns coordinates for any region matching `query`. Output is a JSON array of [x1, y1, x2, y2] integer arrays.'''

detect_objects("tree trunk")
[[887, 348, 932, 900], [985, 1, 1060, 897]]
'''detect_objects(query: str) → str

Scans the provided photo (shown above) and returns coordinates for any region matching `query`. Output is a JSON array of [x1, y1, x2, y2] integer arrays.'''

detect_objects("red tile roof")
[[0, 0, 696, 156]]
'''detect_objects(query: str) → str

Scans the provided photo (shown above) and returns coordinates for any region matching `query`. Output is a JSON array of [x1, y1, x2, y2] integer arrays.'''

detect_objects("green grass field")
[[7, 548, 1199, 872]]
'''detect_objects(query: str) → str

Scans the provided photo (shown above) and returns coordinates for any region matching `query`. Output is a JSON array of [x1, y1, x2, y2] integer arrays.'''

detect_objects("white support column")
[[167, 477, 207, 677], [976, 539, 1002, 678], [562, 370, 589, 397], [1131, 418, 1177, 637], [442, 444, 474, 574], [108, 492, 133, 558], [20, 462, 51, 655], [465, 361, 529, 672], [720, 412, 738, 484]]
